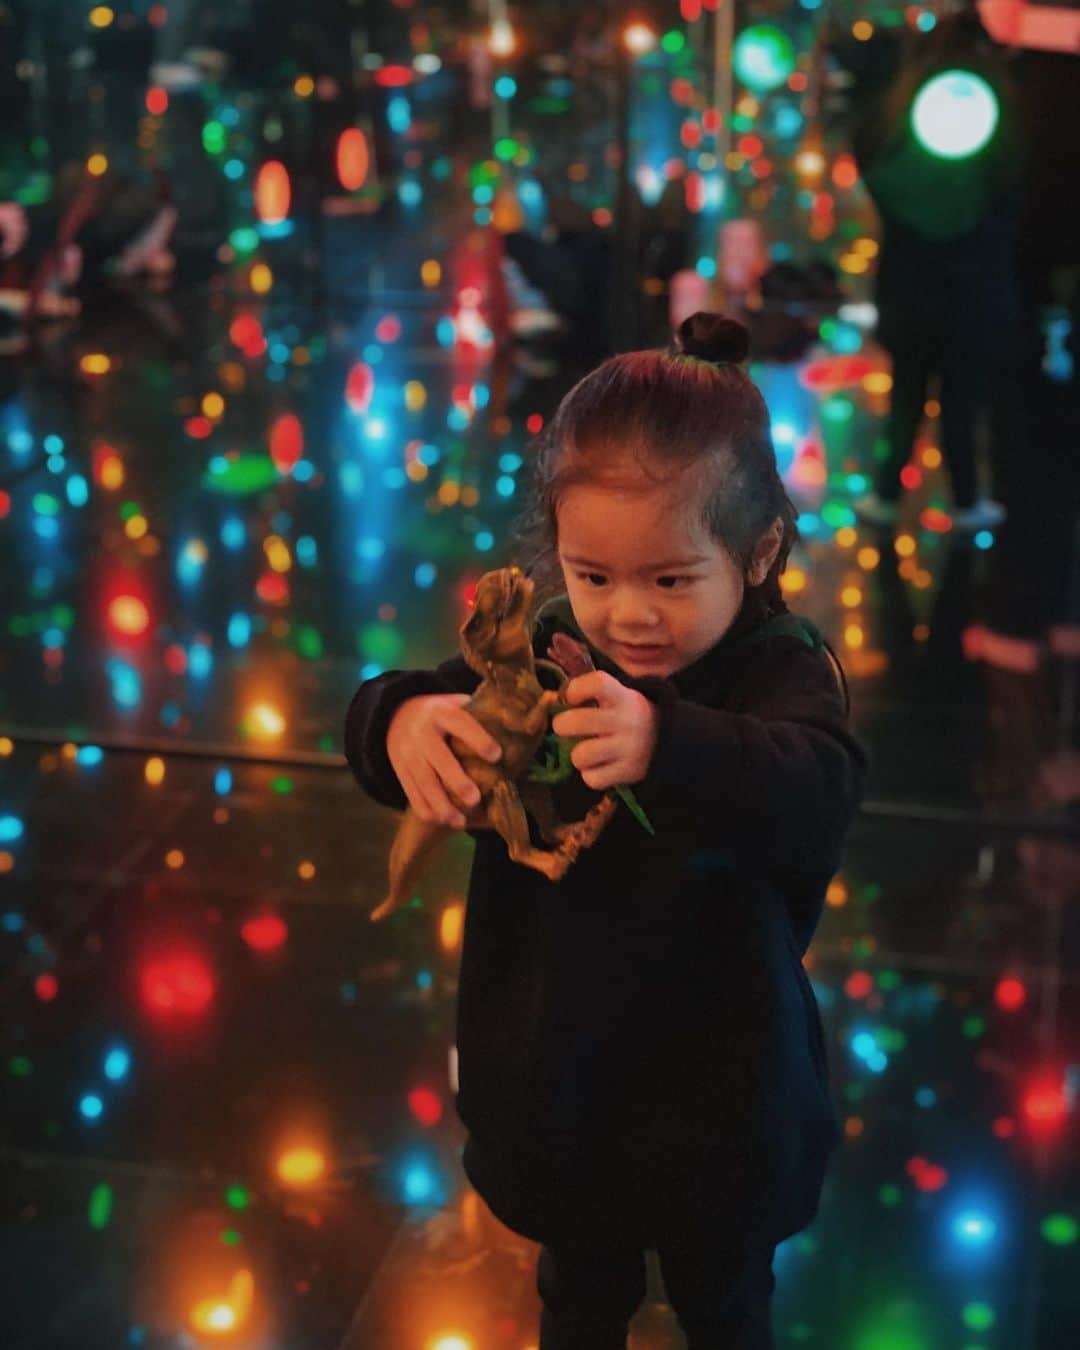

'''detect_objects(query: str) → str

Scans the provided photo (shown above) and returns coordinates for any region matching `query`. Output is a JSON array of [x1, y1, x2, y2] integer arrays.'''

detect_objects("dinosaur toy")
[[371, 566, 653, 922]]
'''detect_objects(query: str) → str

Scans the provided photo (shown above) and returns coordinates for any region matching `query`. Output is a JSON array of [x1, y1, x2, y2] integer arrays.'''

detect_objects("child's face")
[[556, 480, 751, 680]]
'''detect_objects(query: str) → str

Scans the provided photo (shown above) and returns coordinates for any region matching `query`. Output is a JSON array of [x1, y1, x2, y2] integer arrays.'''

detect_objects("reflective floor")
[[3, 81, 1080, 1350]]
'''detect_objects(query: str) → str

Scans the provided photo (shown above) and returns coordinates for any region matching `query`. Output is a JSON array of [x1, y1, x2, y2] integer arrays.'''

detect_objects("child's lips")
[[618, 643, 669, 660]]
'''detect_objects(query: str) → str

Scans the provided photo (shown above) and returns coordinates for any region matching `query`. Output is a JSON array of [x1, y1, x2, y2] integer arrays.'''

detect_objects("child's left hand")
[[551, 672, 660, 790]]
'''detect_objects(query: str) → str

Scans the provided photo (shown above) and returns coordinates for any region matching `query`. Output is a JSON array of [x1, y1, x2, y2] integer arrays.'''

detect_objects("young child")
[[345, 311, 868, 1349]]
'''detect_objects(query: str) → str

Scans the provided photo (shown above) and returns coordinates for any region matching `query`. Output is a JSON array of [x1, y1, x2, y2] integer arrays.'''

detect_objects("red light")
[[255, 161, 291, 225], [229, 313, 266, 358], [256, 570, 289, 605], [241, 914, 288, 953], [164, 644, 187, 676], [1023, 1080, 1067, 1127], [526, 413, 543, 435], [844, 970, 873, 1000], [270, 413, 303, 474], [681, 0, 703, 19], [185, 416, 213, 440], [0, 490, 10, 519], [799, 355, 877, 392], [336, 128, 370, 192], [407, 1086, 444, 1127], [35, 972, 59, 1002], [738, 134, 764, 159], [992, 1116, 1016, 1139], [375, 314, 401, 344], [108, 594, 150, 637], [833, 154, 859, 191], [994, 976, 1027, 1012], [702, 108, 720, 134], [345, 362, 374, 413], [139, 950, 215, 1015], [146, 86, 168, 116], [374, 65, 413, 88], [685, 171, 704, 213], [900, 465, 922, 491], [906, 1155, 948, 1192]]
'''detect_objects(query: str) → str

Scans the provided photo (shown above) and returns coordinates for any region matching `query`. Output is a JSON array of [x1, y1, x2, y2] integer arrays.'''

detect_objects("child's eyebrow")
[[563, 554, 711, 569]]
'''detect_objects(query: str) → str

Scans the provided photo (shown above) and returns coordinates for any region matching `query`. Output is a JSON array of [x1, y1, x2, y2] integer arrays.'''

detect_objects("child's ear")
[[747, 517, 785, 587]]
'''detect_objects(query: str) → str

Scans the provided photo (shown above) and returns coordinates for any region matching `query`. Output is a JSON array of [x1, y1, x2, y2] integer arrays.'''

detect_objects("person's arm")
[[630, 642, 868, 874], [343, 653, 480, 810]]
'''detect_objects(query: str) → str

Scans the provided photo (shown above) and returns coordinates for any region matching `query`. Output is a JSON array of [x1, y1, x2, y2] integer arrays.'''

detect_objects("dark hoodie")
[[344, 586, 868, 1249]]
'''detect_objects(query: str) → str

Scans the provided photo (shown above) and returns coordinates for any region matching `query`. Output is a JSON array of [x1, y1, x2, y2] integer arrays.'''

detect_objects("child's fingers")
[[429, 739, 483, 815], [440, 703, 502, 762], [413, 759, 469, 828], [551, 707, 614, 739]]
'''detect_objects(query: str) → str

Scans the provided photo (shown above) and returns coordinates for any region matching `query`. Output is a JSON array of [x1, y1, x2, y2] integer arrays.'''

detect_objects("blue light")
[[160, 702, 181, 728], [363, 343, 383, 364], [472, 184, 494, 205], [402, 1161, 436, 1204], [296, 536, 317, 566], [797, 512, 822, 536], [416, 969, 432, 990], [221, 516, 246, 550], [436, 317, 456, 347], [364, 417, 388, 441], [188, 644, 212, 679], [414, 562, 436, 588], [974, 530, 994, 550], [475, 531, 494, 551], [257, 219, 295, 240], [399, 179, 422, 207], [498, 452, 522, 472], [494, 75, 517, 98], [177, 542, 206, 586], [214, 767, 233, 795], [474, 206, 492, 226], [2, 911, 23, 932], [915, 1086, 937, 1108], [387, 95, 411, 133], [292, 460, 315, 482], [847, 473, 869, 494], [79, 1094, 104, 1121], [359, 536, 385, 561], [772, 421, 797, 446], [916, 10, 937, 31], [269, 341, 290, 364], [8, 429, 33, 454], [108, 660, 141, 709], [224, 158, 244, 180], [340, 462, 364, 496], [496, 475, 515, 497], [447, 407, 469, 432], [66, 474, 89, 506], [360, 662, 384, 680], [382, 467, 407, 488], [104, 1046, 130, 1081], [227, 613, 252, 648], [473, 384, 490, 409], [773, 104, 803, 139], [43, 434, 63, 452], [47, 453, 65, 474], [520, 180, 542, 208], [952, 1210, 998, 1248], [267, 364, 286, 383], [696, 256, 717, 278], [76, 746, 104, 767], [42, 627, 65, 649], [33, 516, 59, 540], [0, 815, 24, 843]]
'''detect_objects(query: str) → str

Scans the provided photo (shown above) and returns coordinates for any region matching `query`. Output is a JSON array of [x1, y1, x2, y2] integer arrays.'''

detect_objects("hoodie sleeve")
[[631, 641, 868, 876], [343, 654, 481, 810]]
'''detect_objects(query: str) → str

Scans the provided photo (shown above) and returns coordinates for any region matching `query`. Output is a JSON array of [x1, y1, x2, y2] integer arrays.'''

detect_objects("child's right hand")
[[386, 693, 503, 828]]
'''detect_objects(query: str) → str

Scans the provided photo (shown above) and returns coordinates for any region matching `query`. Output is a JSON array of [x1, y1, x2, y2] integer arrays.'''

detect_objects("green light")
[[493, 138, 519, 162], [733, 25, 797, 94], [912, 70, 999, 160], [962, 1015, 985, 1039], [225, 1185, 249, 1211], [88, 1183, 113, 1230], [1042, 1214, 1078, 1246], [202, 120, 227, 155], [962, 1303, 995, 1333], [229, 226, 260, 255], [271, 776, 293, 795], [358, 622, 405, 667], [203, 455, 278, 496], [661, 29, 686, 54]]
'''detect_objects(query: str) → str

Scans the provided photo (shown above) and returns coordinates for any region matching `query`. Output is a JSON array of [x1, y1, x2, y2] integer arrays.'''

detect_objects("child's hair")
[[511, 311, 799, 615]]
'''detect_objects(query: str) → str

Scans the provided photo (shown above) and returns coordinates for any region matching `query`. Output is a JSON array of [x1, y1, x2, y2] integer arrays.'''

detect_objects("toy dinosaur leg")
[[490, 780, 617, 881], [371, 809, 451, 922]]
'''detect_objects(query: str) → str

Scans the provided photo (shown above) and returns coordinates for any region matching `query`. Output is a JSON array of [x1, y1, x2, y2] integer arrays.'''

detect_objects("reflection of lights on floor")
[[246, 701, 286, 738], [190, 1268, 255, 1337]]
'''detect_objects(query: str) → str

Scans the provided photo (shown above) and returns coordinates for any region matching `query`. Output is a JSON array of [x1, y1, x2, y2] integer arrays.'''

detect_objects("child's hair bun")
[[675, 311, 751, 366]]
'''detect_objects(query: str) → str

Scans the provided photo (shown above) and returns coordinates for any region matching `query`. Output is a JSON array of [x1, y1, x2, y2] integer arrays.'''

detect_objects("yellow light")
[[725, 152, 745, 172], [101, 455, 124, 489], [421, 259, 442, 288], [81, 353, 111, 375], [276, 1146, 326, 1186], [853, 19, 874, 40], [202, 391, 225, 419], [623, 21, 657, 54], [250, 262, 273, 294], [841, 586, 863, 608], [796, 150, 826, 177], [780, 567, 808, 594], [826, 879, 848, 908], [294, 75, 315, 97], [145, 756, 165, 786], [298, 860, 316, 880], [264, 535, 292, 573], [863, 372, 893, 395], [735, 95, 759, 118], [404, 380, 427, 412], [438, 481, 461, 505], [835, 526, 857, 549], [854, 237, 879, 257], [839, 253, 870, 275], [124, 514, 148, 540], [921, 446, 942, 469], [247, 702, 286, 739], [87, 153, 109, 176], [898, 557, 917, 580], [165, 849, 185, 869], [440, 901, 465, 952], [895, 534, 917, 558], [857, 546, 880, 570], [489, 19, 515, 55], [0, 737, 12, 756], [405, 460, 428, 481], [429, 1337, 473, 1350], [89, 6, 114, 27], [190, 1270, 255, 1338], [62, 742, 79, 761], [844, 623, 865, 650]]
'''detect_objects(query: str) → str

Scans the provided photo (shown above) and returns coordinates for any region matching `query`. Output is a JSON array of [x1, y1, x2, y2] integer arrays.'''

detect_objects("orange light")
[[190, 1269, 255, 1337], [489, 19, 515, 56], [276, 1146, 326, 1186], [246, 702, 286, 739], [254, 160, 291, 224], [108, 594, 150, 637], [336, 128, 370, 192]]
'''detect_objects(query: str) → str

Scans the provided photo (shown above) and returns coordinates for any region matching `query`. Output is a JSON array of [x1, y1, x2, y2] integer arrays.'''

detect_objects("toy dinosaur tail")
[[370, 810, 452, 922]]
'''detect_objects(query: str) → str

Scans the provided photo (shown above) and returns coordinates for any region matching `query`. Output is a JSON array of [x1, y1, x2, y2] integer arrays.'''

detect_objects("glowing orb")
[[336, 128, 370, 191], [190, 1269, 254, 1337], [276, 1146, 326, 1185], [241, 914, 288, 952], [345, 361, 375, 413], [269, 413, 303, 474], [108, 594, 150, 637], [733, 25, 797, 93], [139, 950, 215, 1014], [911, 70, 999, 160], [254, 160, 291, 224]]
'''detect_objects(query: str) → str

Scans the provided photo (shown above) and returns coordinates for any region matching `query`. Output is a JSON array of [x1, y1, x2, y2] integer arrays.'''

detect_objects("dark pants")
[[536, 1238, 776, 1349], [879, 330, 986, 508]]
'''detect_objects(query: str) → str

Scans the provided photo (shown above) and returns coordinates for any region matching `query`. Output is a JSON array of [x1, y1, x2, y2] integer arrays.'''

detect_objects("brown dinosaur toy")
[[371, 566, 618, 921]]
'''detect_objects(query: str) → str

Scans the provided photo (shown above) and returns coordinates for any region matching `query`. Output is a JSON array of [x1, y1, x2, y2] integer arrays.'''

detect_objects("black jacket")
[[345, 587, 868, 1249]]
